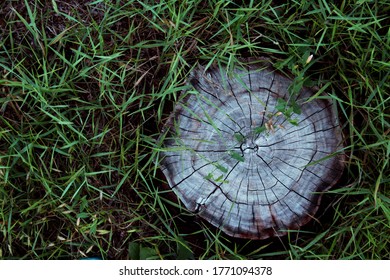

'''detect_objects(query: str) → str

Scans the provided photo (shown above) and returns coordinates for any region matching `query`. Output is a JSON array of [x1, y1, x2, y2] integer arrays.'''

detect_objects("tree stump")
[[159, 60, 344, 239]]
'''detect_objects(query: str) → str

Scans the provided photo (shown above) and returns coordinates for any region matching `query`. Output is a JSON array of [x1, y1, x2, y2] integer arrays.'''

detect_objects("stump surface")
[[159, 62, 344, 239]]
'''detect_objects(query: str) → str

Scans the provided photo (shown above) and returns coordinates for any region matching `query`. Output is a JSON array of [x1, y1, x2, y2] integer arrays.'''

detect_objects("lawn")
[[0, 0, 389, 259]]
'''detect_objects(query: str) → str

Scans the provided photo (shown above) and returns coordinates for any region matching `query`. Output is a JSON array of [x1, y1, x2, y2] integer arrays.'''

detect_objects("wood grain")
[[159, 61, 344, 239]]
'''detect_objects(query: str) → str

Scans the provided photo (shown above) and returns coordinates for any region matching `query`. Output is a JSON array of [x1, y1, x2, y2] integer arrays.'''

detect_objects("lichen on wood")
[[159, 60, 344, 239]]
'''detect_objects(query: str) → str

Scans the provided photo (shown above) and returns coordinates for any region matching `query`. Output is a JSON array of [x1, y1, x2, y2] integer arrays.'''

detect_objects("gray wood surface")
[[159, 61, 344, 239]]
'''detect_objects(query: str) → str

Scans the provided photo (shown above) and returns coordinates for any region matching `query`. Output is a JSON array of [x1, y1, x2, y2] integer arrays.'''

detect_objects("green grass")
[[0, 0, 389, 259]]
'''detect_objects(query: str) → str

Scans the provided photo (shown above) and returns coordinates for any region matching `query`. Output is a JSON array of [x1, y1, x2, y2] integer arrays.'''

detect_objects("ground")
[[0, 0, 389, 259]]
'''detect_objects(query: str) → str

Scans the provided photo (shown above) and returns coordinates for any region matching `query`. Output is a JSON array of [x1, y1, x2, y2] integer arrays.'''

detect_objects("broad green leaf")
[[128, 242, 140, 260], [253, 125, 266, 134], [215, 164, 228, 173], [234, 133, 245, 142], [229, 151, 245, 162]]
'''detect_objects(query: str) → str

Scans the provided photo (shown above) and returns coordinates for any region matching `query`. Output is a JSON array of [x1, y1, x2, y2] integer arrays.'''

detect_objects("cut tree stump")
[[159, 60, 345, 239]]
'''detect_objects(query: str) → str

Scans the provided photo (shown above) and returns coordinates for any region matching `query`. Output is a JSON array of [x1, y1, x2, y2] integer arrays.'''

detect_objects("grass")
[[0, 0, 389, 259]]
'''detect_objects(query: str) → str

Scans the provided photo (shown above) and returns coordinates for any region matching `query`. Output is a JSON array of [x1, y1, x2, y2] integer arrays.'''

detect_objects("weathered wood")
[[159, 61, 344, 239]]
